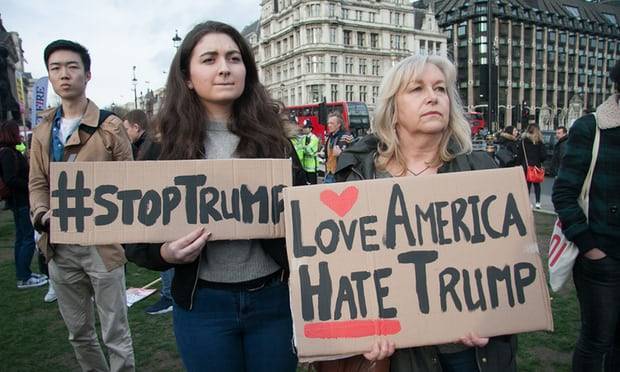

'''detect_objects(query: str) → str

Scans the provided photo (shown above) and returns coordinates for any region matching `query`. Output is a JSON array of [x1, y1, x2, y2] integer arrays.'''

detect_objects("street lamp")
[[486, 0, 496, 132], [132, 66, 138, 109], [172, 30, 182, 49]]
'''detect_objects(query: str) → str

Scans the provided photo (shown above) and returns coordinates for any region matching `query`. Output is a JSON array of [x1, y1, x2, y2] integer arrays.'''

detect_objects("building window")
[[355, 10, 363, 21], [264, 44, 271, 59], [564, 5, 580, 18], [310, 84, 321, 102], [342, 7, 349, 19], [328, 3, 336, 17], [372, 59, 380, 75], [390, 34, 402, 49], [357, 32, 366, 48], [264, 68, 272, 83], [343, 30, 352, 45], [306, 55, 324, 73], [330, 27, 337, 43], [308, 27, 322, 44], [331, 84, 338, 102], [330, 56, 338, 73], [345, 56, 353, 73], [602, 13, 618, 25], [359, 85, 367, 102], [359, 58, 367, 75], [306, 4, 320, 17], [457, 22, 466, 36], [369, 12, 376, 23], [345, 85, 354, 101], [371, 33, 379, 49], [390, 11, 402, 25], [372, 86, 379, 103]]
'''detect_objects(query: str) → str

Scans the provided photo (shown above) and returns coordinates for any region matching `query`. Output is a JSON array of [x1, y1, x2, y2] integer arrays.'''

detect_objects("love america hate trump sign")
[[283, 167, 553, 360], [49, 159, 292, 244]]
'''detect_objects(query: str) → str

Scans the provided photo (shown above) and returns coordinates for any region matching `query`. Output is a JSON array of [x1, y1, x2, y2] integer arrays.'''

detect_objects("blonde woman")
[[334, 54, 517, 371], [516, 124, 546, 208]]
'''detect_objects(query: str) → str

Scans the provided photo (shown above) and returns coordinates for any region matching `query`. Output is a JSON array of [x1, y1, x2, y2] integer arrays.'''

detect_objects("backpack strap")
[[64, 110, 115, 161], [81, 109, 113, 135]]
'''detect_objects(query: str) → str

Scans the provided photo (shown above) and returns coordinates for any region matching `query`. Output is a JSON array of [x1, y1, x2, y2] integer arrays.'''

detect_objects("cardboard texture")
[[49, 159, 292, 244], [283, 167, 553, 360]]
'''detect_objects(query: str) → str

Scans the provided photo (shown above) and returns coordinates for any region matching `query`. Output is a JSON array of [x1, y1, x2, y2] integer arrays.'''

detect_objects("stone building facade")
[[246, 0, 447, 115]]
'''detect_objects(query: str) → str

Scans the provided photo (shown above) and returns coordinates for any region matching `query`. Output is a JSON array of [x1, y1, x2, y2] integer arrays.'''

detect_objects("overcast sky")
[[2, 0, 261, 107]]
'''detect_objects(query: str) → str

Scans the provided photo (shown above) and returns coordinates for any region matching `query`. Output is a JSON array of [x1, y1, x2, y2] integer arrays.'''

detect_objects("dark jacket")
[[131, 131, 147, 159], [551, 135, 568, 176], [125, 139, 306, 311], [325, 129, 353, 174], [516, 136, 546, 170], [0, 146, 29, 209], [494, 132, 519, 168], [496, 132, 518, 154], [335, 135, 518, 372], [552, 94, 620, 257]]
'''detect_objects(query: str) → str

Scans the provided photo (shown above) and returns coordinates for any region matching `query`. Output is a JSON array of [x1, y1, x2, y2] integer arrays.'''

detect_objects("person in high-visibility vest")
[[15, 141, 26, 154], [290, 131, 306, 177], [300, 120, 320, 184]]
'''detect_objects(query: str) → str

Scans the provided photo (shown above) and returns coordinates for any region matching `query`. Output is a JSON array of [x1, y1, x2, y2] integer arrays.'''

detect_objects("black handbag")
[[495, 146, 515, 167]]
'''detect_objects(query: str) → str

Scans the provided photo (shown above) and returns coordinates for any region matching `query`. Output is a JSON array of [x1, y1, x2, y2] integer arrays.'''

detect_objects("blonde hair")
[[373, 54, 472, 174], [524, 124, 543, 144]]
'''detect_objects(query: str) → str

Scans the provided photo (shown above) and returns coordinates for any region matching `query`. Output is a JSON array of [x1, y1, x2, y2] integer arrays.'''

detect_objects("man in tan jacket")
[[29, 39, 135, 372]]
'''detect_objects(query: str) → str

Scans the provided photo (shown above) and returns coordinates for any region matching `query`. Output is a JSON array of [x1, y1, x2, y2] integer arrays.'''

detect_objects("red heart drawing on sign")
[[320, 186, 359, 217]]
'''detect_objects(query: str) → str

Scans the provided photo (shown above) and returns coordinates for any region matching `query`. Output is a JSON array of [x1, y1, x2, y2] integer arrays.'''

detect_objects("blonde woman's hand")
[[459, 332, 489, 348], [584, 248, 606, 260], [160, 227, 211, 264], [363, 339, 396, 361]]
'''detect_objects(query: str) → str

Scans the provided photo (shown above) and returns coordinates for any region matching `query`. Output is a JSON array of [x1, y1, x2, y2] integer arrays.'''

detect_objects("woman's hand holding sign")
[[363, 339, 396, 361], [160, 227, 211, 264], [459, 332, 489, 348]]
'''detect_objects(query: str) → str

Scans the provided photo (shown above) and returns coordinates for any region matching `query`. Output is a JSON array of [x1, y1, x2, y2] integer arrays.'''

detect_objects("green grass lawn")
[[0, 206, 577, 371]]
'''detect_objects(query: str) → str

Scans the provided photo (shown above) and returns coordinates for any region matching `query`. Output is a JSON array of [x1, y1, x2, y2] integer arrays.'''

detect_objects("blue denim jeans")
[[324, 173, 336, 184], [173, 279, 297, 372], [12, 206, 36, 281], [572, 255, 620, 371], [160, 268, 174, 300]]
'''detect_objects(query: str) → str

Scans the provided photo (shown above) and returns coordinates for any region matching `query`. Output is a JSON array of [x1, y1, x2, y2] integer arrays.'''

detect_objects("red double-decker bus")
[[286, 101, 370, 141]]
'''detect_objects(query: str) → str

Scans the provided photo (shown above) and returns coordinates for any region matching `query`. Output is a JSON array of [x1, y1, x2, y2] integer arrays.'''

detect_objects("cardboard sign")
[[283, 167, 553, 360], [50, 159, 292, 244], [126, 287, 157, 307]]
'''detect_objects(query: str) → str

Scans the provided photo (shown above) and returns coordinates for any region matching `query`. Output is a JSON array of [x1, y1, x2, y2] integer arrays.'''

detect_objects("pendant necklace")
[[407, 164, 431, 176]]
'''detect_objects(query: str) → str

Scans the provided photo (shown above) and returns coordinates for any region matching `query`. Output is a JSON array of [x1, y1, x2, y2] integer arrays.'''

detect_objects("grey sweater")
[[198, 120, 280, 283]]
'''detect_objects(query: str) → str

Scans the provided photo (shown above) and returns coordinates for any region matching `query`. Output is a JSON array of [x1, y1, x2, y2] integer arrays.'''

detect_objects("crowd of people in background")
[[0, 18, 618, 372]]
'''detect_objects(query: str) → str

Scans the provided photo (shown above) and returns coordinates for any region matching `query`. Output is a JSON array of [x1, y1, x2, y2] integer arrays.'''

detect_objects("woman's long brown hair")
[[155, 21, 292, 160]]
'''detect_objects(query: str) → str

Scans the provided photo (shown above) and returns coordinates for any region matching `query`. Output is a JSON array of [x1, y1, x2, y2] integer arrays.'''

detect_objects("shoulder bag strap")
[[522, 139, 529, 167], [579, 116, 601, 218]]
